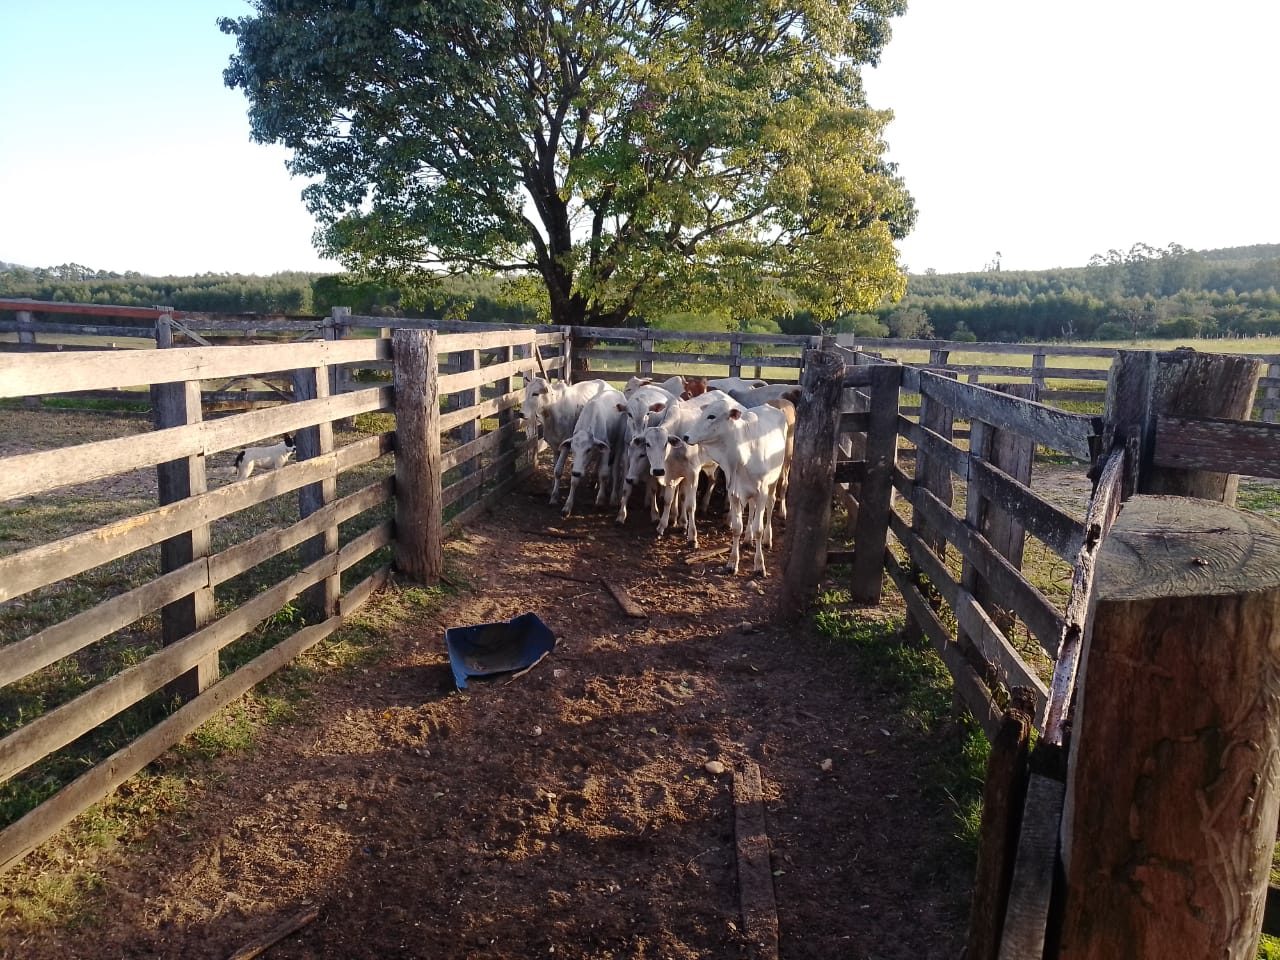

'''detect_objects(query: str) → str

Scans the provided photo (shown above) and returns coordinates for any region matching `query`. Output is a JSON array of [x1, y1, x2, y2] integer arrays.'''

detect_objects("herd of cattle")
[[517, 373, 802, 576]]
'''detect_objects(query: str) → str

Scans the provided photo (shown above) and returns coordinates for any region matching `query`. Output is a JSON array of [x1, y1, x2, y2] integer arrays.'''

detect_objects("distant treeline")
[[4, 241, 1280, 343], [870, 242, 1280, 342]]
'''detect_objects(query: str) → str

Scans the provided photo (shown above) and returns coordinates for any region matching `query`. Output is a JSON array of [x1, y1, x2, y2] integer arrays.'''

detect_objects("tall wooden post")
[[16, 311, 40, 409], [152, 313, 217, 700], [328, 306, 354, 428], [639, 332, 654, 377], [393, 329, 443, 583], [778, 347, 846, 614], [849, 364, 902, 603], [292, 362, 338, 619], [729, 337, 743, 379], [1059, 496, 1280, 960], [1105, 348, 1263, 503]]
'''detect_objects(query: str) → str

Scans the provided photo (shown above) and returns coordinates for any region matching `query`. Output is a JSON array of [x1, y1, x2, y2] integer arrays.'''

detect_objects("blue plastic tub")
[[443, 612, 557, 690]]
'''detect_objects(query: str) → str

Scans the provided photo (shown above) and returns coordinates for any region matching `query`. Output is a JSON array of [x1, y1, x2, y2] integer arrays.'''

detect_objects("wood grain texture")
[[1153, 415, 1280, 480], [850, 364, 903, 602], [734, 762, 780, 960], [779, 348, 846, 614], [0, 337, 388, 398], [392, 329, 444, 584], [1059, 496, 1280, 959]]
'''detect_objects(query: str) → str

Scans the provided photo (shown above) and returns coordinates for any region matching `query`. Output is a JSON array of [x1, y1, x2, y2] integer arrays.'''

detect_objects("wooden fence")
[[834, 333, 1280, 421], [0, 321, 564, 872], [782, 343, 1280, 958], [0, 298, 565, 410], [566, 325, 818, 385]]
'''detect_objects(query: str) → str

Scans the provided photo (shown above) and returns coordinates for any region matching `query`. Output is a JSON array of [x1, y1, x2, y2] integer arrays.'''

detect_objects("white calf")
[[561, 387, 627, 517], [235, 434, 294, 480], [519, 377, 609, 502], [632, 423, 710, 545], [681, 395, 788, 576]]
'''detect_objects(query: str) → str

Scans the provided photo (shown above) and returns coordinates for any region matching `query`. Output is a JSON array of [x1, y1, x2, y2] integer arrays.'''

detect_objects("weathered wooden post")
[[292, 360, 339, 620], [328, 306, 354, 429], [778, 346, 846, 614], [1058, 496, 1280, 959], [849, 363, 903, 603], [1105, 348, 1263, 502], [960, 384, 1038, 636], [393, 329, 443, 583], [639, 331, 654, 377], [152, 312, 217, 700], [448, 346, 481, 510], [16, 311, 40, 409], [967, 690, 1036, 960]]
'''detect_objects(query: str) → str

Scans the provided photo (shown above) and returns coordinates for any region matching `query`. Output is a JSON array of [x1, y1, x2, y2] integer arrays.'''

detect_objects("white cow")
[[623, 375, 686, 400], [681, 394, 788, 576], [519, 377, 609, 502], [561, 387, 627, 517], [707, 376, 768, 393], [620, 383, 677, 435], [726, 384, 802, 408]]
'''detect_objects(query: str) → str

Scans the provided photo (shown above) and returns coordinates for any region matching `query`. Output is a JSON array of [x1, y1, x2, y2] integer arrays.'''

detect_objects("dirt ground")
[[0, 469, 974, 960]]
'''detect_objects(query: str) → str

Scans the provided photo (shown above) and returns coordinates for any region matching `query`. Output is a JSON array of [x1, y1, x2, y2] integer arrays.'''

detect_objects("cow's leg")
[[550, 444, 571, 503], [700, 466, 718, 512], [648, 478, 661, 522], [775, 460, 790, 521], [656, 478, 680, 538], [684, 482, 699, 546], [751, 498, 769, 576], [724, 494, 743, 574]]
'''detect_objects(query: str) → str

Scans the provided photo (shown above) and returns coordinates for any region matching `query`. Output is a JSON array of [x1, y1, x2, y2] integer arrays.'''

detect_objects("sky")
[[1, 0, 1278, 278]]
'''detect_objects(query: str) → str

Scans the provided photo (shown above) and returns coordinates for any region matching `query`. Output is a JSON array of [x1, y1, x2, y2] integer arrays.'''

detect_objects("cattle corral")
[[2, 300, 1280, 958]]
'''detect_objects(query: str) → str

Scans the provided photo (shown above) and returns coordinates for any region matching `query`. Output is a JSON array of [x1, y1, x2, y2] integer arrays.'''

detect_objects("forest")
[[3, 241, 1279, 343]]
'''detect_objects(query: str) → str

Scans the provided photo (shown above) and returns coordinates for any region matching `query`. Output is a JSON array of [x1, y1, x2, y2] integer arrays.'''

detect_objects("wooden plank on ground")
[[228, 905, 320, 960], [602, 580, 647, 619], [734, 761, 780, 960]]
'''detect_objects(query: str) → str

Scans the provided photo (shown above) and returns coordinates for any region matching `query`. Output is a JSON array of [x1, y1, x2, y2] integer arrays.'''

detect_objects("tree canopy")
[[219, 0, 915, 327]]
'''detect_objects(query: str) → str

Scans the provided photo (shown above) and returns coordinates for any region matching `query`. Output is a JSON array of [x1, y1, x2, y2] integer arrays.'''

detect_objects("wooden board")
[[733, 762, 780, 960]]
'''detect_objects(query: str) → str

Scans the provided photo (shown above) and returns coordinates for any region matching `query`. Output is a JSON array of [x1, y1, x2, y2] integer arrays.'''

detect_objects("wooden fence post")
[[1264, 361, 1280, 423], [291, 362, 339, 619], [328, 306, 354, 429], [151, 313, 217, 701], [639, 331, 654, 376], [393, 329, 443, 584], [967, 691, 1035, 960], [729, 337, 743, 379], [16, 311, 40, 409], [1058, 496, 1280, 959], [849, 364, 902, 603], [568, 328, 590, 383], [1030, 350, 1047, 394], [961, 384, 1038, 636], [1105, 348, 1263, 504], [778, 347, 846, 614]]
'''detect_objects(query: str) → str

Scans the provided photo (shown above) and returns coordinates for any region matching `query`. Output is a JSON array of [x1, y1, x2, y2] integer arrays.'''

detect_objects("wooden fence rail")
[[0, 321, 567, 873]]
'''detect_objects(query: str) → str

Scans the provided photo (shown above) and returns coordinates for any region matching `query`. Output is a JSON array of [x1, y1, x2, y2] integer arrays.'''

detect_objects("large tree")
[[221, 0, 915, 326]]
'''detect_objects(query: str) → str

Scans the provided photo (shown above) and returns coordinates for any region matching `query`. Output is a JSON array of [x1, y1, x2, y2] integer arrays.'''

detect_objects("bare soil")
[[0, 471, 973, 960]]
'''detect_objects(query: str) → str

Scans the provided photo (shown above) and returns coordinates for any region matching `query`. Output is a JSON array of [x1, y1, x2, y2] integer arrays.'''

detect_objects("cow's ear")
[[594, 440, 609, 451], [616, 402, 627, 412], [559, 438, 572, 450], [632, 436, 645, 446], [680, 391, 692, 401], [667, 436, 681, 447], [729, 408, 742, 420], [649, 401, 666, 413]]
